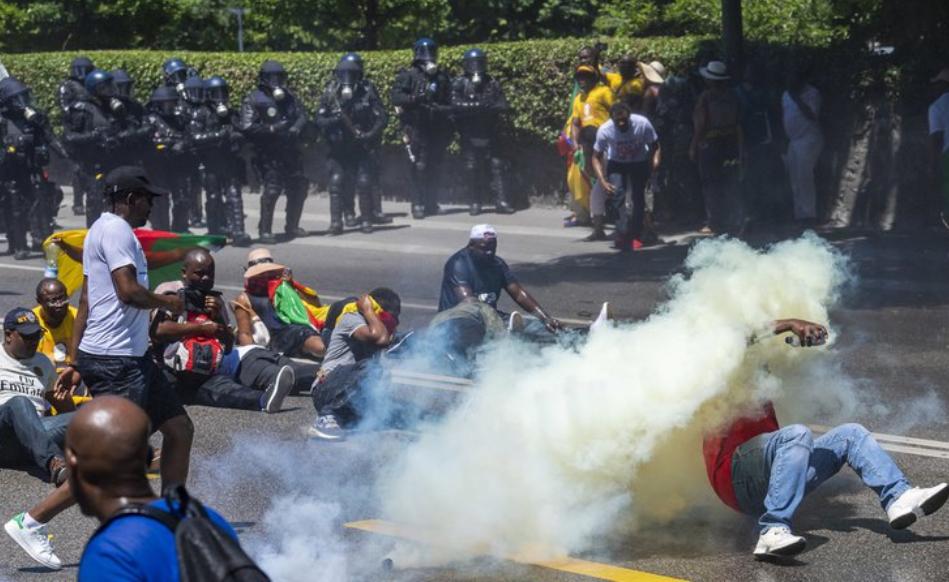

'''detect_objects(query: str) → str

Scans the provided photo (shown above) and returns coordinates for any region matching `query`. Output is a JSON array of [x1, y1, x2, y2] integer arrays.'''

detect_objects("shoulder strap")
[[89, 502, 181, 543]]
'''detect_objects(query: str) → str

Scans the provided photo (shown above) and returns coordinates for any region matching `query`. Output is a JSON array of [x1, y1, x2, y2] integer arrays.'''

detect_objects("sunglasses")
[[246, 257, 274, 268]]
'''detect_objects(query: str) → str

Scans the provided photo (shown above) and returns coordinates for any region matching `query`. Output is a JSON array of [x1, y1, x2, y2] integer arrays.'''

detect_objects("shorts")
[[76, 351, 187, 431], [269, 324, 320, 358]]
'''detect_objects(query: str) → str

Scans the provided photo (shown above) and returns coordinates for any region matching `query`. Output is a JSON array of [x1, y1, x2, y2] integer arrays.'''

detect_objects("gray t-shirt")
[[78, 212, 150, 357], [593, 114, 658, 163], [320, 312, 367, 375]]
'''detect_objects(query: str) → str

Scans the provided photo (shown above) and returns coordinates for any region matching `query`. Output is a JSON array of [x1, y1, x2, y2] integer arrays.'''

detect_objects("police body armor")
[[188, 104, 247, 241], [144, 110, 190, 232]]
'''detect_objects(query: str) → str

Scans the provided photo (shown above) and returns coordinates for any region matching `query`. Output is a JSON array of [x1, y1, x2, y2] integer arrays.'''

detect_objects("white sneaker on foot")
[[4, 513, 62, 570], [887, 483, 949, 530], [753, 526, 806, 559], [307, 415, 346, 441], [508, 311, 524, 333], [589, 301, 613, 331], [262, 365, 295, 413]]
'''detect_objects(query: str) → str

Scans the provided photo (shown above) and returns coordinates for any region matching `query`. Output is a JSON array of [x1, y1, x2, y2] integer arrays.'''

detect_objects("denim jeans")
[[604, 160, 650, 245], [0, 396, 74, 474], [731, 423, 911, 531]]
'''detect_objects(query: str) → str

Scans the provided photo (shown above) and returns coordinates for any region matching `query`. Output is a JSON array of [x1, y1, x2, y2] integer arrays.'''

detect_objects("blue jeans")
[[0, 396, 74, 474], [731, 423, 911, 531]]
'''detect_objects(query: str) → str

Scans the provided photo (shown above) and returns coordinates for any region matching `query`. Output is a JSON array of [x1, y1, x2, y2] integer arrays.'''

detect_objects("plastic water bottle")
[[43, 244, 60, 278]]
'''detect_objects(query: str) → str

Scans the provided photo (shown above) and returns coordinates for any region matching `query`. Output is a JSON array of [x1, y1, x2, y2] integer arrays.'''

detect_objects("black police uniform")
[[143, 87, 191, 232], [58, 57, 95, 216], [390, 63, 452, 219], [315, 72, 388, 234], [111, 71, 150, 169], [237, 62, 308, 243]]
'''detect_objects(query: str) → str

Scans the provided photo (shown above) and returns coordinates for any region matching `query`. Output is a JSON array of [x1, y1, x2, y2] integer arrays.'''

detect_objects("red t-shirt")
[[702, 402, 779, 511]]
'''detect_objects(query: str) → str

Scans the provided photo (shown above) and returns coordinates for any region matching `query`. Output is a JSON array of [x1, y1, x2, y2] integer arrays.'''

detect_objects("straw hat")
[[640, 60, 667, 84], [244, 248, 286, 279], [699, 60, 730, 81]]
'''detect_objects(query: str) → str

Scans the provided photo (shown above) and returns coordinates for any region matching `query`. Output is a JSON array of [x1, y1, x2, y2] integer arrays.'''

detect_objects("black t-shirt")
[[438, 247, 516, 312]]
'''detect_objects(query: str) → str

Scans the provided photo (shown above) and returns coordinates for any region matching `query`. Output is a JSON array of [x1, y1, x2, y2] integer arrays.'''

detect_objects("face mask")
[[23, 107, 39, 122], [175, 82, 185, 94], [272, 87, 286, 101], [340, 85, 353, 101], [215, 103, 229, 116], [109, 97, 126, 115], [423, 61, 438, 75]]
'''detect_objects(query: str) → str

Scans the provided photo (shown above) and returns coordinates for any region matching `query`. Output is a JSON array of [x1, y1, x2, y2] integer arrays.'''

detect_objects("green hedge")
[[0, 36, 711, 145]]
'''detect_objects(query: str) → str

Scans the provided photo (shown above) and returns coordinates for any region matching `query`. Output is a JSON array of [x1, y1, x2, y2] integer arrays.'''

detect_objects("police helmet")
[[183, 76, 205, 103], [70, 56, 95, 81], [84, 69, 115, 98], [112, 69, 134, 99], [259, 60, 288, 89], [341, 52, 364, 67], [204, 76, 229, 103], [0, 77, 32, 111], [148, 85, 179, 115], [462, 48, 487, 76], [335, 55, 363, 86], [413, 38, 437, 63], [162, 58, 189, 85]]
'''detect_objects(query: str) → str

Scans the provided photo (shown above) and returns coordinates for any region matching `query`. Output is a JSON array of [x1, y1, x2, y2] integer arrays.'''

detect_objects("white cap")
[[469, 224, 498, 240]]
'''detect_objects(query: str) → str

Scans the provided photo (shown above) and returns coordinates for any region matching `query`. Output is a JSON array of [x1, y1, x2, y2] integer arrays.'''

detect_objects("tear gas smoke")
[[379, 234, 853, 560]]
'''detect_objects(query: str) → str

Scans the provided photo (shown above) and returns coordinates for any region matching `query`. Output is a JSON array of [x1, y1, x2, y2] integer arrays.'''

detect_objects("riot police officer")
[[188, 76, 251, 245], [62, 69, 125, 226], [110, 69, 150, 168], [390, 37, 453, 219], [450, 48, 513, 216], [237, 60, 309, 244], [143, 86, 191, 231], [162, 58, 206, 228], [162, 57, 190, 97], [59, 56, 95, 216], [0, 78, 65, 259], [315, 53, 389, 235]]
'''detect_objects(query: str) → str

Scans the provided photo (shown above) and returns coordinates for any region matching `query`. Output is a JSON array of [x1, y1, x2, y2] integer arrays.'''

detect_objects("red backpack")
[[163, 311, 224, 376]]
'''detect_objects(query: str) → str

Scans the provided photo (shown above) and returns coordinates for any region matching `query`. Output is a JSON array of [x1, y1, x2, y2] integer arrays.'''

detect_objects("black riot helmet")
[[259, 60, 288, 90], [335, 55, 363, 86], [204, 76, 229, 104], [0, 77, 33, 112], [413, 38, 437, 63], [183, 76, 205, 104], [341, 52, 363, 68], [462, 48, 487, 76], [149, 85, 179, 116], [84, 69, 115, 99], [112, 69, 134, 99], [70, 56, 95, 81], [162, 58, 189, 87]]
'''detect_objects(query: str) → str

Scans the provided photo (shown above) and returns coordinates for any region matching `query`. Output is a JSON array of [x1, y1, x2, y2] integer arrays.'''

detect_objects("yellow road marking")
[[344, 519, 687, 582]]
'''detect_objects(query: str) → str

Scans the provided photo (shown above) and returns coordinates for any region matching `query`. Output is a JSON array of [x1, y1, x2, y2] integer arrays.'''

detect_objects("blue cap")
[[4, 308, 42, 336]]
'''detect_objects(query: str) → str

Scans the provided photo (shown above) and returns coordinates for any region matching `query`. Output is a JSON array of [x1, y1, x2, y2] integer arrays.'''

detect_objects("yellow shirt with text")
[[32, 305, 77, 371], [571, 84, 615, 128]]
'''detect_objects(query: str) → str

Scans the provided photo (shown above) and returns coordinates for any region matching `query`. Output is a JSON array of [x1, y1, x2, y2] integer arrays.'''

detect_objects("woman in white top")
[[782, 68, 823, 222]]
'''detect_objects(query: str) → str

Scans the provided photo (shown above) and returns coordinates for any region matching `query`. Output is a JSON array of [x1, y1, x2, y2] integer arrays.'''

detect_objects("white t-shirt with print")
[[593, 114, 658, 163], [0, 346, 55, 416], [928, 92, 949, 153]]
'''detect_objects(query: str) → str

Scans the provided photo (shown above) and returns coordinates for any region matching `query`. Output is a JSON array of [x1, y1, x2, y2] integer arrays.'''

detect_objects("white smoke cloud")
[[378, 234, 854, 560]]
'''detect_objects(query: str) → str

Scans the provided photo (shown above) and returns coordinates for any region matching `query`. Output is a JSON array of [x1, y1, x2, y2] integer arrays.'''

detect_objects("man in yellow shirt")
[[32, 279, 76, 372], [607, 55, 645, 109]]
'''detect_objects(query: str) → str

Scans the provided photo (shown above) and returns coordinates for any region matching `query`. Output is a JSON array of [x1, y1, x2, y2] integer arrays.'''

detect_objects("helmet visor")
[[414, 45, 437, 63], [261, 71, 288, 88], [206, 86, 228, 103], [95, 79, 116, 99], [114, 80, 132, 99], [336, 68, 362, 86], [463, 57, 486, 75]]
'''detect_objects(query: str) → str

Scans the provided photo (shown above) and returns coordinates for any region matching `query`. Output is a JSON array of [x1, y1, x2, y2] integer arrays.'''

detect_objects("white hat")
[[699, 60, 730, 81], [469, 224, 498, 240], [640, 60, 667, 85]]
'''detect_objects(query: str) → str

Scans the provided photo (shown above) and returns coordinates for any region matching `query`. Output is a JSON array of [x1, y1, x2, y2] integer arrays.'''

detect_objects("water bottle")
[[43, 243, 60, 278]]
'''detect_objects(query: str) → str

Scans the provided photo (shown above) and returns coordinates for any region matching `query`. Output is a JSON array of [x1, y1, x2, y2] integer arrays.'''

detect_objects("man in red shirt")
[[704, 318, 948, 559]]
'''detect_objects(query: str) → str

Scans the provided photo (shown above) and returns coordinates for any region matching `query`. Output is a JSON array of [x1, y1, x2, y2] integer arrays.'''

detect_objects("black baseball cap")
[[4, 308, 42, 336], [103, 166, 169, 198]]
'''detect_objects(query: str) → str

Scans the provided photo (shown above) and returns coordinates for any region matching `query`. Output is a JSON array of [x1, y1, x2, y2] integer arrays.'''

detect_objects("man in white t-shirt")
[[589, 101, 660, 250], [782, 69, 823, 222], [928, 68, 949, 227]]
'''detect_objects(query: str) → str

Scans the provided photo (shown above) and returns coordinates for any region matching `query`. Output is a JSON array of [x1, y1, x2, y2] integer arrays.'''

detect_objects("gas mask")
[[175, 82, 185, 94], [215, 103, 229, 117], [23, 107, 39, 123], [340, 85, 354, 101], [422, 61, 439, 75], [109, 97, 126, 115], [471, 72, 482, 85], [271, 87, 286, 101]]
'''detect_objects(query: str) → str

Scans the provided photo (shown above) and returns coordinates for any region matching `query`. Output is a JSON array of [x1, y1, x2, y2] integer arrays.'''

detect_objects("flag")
[[43, 229, 227, 296]]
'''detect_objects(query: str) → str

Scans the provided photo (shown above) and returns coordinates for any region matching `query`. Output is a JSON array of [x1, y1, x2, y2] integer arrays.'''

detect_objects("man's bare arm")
[[111, 266, 183, 313], [506, 281, 563, 332]]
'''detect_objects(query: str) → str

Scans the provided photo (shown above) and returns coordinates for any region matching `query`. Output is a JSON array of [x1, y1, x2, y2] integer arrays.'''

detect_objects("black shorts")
[[269, 324, 320, 358], [76, 351, 188, 431]]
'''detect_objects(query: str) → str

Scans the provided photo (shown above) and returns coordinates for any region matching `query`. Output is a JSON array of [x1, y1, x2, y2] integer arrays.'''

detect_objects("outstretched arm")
[[506, 281, 563, 332]]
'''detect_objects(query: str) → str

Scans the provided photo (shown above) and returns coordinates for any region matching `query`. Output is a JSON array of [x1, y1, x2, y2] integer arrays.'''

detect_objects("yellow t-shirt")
[[571, 84, 615, 128], [608, 72, 645, 101], [33, 305, 77, 371]]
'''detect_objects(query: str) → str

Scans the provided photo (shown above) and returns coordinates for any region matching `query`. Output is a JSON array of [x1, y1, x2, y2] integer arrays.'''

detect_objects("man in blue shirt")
[[68, 396, 239, 581]]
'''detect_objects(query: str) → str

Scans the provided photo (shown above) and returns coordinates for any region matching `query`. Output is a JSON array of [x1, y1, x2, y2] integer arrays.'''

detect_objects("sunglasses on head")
[[246, 257, 274, 269]]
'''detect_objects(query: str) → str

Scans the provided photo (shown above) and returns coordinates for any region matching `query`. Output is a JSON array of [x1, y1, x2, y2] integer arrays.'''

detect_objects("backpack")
[[94, 485, 270, 582], [163, 310, 225, 376]]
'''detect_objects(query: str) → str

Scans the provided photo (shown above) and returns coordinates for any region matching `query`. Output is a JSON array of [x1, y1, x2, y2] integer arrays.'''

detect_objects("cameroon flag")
[[43, 229, 227, 296]]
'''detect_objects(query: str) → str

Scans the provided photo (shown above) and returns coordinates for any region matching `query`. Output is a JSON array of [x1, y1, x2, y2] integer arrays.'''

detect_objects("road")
[[1, 191, 948, 581]]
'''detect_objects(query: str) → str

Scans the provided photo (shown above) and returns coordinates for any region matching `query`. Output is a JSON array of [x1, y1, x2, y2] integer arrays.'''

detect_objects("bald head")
[[36, 277, 70, 327], [36, 277, 66, 299], [184, 247, 213, 269], [67, 396, 151, 481], [182, 248, 215, 291]]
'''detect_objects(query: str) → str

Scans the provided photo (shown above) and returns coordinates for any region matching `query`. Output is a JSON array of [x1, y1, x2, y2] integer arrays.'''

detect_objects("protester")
[[589, 102, 660, 250], [608, 54, 644, 109], [690, 60, 744, 234], [309, 288, 401, 440], [32, 278, 76, 373], [782, 66, 823, 224], [439, 225, 562, 336], [566, 64, 615, 230], [67, 396, 245, 581], [152, 249, 294, 413], [928, 67, 949, 228], [705, 318, 948, 559], [638, 60, 666, 120]]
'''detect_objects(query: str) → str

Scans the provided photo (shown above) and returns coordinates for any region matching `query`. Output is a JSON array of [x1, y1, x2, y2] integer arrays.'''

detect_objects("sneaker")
[[262, 365, 295, 413], [308, 415, 346, 440], [48, 457, 68, 487], [589, 302, 613, 332], [887, 483, 949, 529], [4, 513, 62, 570], [508, 311, 525, 333], [753, 526, 806, 559]]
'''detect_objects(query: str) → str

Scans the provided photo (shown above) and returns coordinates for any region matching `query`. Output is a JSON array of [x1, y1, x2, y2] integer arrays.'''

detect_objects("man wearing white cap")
[[438, 224, 562, 335], [929, 67, 949, 227]]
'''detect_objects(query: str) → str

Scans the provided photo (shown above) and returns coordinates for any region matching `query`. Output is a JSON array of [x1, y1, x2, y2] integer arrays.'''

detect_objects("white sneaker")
[[307, 415, 346, 441], [887, 483, 949, 530], [262, 365, 295, 413], [4, 513, 62, 570], [507, 311, 524, 333], [753, 526, 806, 559], [589, 301, 613, 332]]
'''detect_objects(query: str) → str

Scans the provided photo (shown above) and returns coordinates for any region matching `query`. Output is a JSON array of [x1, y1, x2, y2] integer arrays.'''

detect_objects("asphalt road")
[[0, 191, 948, 582]]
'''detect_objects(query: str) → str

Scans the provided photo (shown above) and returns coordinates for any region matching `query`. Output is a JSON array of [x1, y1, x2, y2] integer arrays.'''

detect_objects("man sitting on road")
[[33, 278, 77, 373], [152, 249, 294, 413], [69, 396, 248, 581], [309, 288, 401, 441], [705, 318, 949, 559]]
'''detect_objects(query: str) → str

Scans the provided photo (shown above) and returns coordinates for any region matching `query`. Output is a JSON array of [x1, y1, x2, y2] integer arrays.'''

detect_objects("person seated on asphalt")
[[705, 318, 949, 560], [152, 249, 294, 413], [68, 396, 244, 581], [309, 288, 401, 441], [0, 308, 74, 486], [439, 224, 563, 338], [231, 247, 326, 360], [33, 278, 77, 373]]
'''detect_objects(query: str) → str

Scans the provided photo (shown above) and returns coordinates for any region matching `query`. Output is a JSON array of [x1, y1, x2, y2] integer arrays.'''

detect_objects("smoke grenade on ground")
[[378, 234, 852, 561]]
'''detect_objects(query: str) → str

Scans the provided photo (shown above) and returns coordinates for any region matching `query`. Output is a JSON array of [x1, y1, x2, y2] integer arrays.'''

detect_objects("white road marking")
[[810, 424, 949, 460]]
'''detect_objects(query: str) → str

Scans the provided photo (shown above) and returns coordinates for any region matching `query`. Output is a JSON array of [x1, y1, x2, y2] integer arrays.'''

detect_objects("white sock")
[[23, 512, 44, 530]]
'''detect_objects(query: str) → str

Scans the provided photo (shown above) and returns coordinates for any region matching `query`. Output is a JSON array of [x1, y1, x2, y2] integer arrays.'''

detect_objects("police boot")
[[357, 190, 373, 234], [328, 191, 344, 236], [258, 189, 278, 245], [343, 210, 358, 228], [371, 189, 392, 224], [492, 158, 515, 215], [284, 179, 308, 239], [225, 184, 251, 247]]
